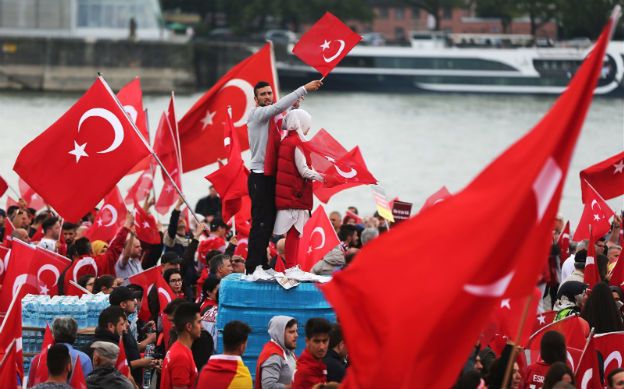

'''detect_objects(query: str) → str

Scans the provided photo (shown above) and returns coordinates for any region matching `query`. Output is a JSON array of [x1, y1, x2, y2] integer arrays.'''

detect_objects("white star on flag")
[[96, 219, 103, 227], [594, 214, 602, 221], [39, 284, 49, 295], [201, 110, 216, 129], [142, 221, 150, 228], [320, 40, 331, 51], [68, 141, 89, 163], [500, 299, 511, 309], [537, 314, 546, 324], [614, 160, 624, 174], [165, 186, 174, 193]]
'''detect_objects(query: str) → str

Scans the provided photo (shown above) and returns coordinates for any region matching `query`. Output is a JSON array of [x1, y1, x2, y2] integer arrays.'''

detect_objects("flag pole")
[[0, 338, 16, 368], [97, 75, 204, 228], [501, 292, 534, 389], [143, 108, 158, 205]]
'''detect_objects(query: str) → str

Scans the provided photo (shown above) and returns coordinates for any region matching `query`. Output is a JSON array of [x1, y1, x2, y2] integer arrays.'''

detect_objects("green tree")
[[475, 0, 522, 33], [556, 0, 622, 39], [516, 0, 558, 36]]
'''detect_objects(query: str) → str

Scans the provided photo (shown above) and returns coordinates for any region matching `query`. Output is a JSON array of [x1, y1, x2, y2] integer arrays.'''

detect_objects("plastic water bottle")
[[143, 342, 155, 389]]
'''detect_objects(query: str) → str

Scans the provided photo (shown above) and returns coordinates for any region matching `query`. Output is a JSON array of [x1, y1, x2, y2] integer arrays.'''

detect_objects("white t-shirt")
[[560, 254, 576, 283]]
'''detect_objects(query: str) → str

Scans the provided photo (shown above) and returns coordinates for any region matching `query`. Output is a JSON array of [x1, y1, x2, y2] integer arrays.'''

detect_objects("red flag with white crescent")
[[13, 77, 150, 222], [0, 240, 71, 312], [155, 96, 183, 215], [593, 332, 624, 377], [297, 206, 340, 272], [573, 180, 615, 241], [557, 221, 571, 259], [125, 163, 156, 205], [132, 202, 161, 245], [84, 186, 127, 242], [419, 186, 452, 213], [116, 337, 131, 377], [30, 323, 55, 386], [575, 334, 602, 389], [0, 284, 24, 380], [319, 15, 616, 388], [580, 151, 624, 202], [584, 229, 601, 287], [178, 43, 278, 172], [292, 12, 362, 77], [18, 177, 46, 210], [0, 245, 10, 284]]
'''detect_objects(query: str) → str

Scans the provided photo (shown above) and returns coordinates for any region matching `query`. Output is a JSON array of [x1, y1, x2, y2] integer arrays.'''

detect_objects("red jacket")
[[275, 132, 313, 211], [292, 349, 326, 389], [255, 341, 286, 389]]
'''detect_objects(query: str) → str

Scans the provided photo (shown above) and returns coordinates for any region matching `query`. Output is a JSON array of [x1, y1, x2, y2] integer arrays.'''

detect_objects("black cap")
[[161, 251, 183, 265], [0, 209, 6, 217], [109, 286, 135, 305], [211, 219, 228, 231]]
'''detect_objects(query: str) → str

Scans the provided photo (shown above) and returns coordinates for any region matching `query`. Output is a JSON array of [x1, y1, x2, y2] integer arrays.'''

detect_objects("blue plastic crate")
[[216, 274, 336, 380]]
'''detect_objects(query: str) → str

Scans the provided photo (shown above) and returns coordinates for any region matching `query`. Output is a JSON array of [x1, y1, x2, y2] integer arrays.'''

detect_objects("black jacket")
[[323, 349, 347, 383], [195, 195, 221, 218], [86, 366, 133, 389]]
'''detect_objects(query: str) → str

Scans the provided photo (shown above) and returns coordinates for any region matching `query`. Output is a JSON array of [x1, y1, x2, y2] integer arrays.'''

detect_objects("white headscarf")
[[283, 109, 312, 140]]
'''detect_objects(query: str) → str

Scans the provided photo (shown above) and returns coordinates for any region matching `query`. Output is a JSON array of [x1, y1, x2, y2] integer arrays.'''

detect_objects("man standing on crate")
[[245, 79, 323, 274]]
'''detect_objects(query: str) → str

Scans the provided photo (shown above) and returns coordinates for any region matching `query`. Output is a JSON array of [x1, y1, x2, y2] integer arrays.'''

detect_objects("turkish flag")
[[319, 17, 615, 389], [575, 335, 601, 389], [594, 332, 624, 377], [155, 97, 183, 215], [557, 221, 571, 259], [419, 186, 452, 213], [129, 265, 163, 321], [30, 323, 55, 386], [0, 284, 23, 380], [205, 110, 249, 221], [116, 337, 131, 378], [297, 206, 341, 272], [306, 129, 377, 202], [0, 339, 18, 388], [133, 202, 161, 245], [18, 177, 46, 210], [573, 180, 614, 241], [69, 355, 87, 389], [84, 186, 127, 242], [530, 310, 557, 335], [292, 12, 362, 77], [118, 77, 150, 175], [125, 163, 156, 205], [0, 175, 7, 197], [2, 218, 13, 247], [580, 151, 624, 202], [584, 229, 601, 287], [525, 315, 588, 352], [481, 288, 541, 347], [0, 245, 10, 284], [13, 77, 151, 222], [178, 43, 278, 172], [0, 240, 71, 312]]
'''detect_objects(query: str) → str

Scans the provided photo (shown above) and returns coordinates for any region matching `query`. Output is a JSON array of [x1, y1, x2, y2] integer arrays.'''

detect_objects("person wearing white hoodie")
[[255, 316, 299, 389]]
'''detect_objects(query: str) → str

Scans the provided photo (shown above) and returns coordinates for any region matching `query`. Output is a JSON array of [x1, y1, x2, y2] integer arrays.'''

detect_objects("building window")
[[412, 7, 420, 20], [395, 8, 404, 20], [377, 7, 388, 18], [443, 6, 452, 20]]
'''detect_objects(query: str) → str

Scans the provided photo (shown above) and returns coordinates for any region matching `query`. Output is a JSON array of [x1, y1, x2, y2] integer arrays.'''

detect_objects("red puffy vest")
[[275, 132, 313, 211]]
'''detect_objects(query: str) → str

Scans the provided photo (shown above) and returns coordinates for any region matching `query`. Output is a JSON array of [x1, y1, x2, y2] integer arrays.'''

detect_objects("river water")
[[0, 90, 622, 225]]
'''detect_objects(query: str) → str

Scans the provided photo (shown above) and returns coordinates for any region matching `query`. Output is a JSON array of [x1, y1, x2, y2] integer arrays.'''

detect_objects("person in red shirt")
[[523, 330, 567, 389], [161, 302, 202, 389], [292, 318, 333, 389]]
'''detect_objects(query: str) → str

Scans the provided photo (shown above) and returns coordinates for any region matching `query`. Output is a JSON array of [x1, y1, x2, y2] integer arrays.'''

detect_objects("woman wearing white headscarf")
[[273, 109, 324, 269]]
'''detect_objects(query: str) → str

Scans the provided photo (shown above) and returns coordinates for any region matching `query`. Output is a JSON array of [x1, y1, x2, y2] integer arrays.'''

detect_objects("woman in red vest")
[[273, 109, 324, 269]]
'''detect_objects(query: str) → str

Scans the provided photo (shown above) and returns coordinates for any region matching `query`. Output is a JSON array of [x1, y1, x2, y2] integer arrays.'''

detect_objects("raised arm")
[[250, 80, 322, 123]]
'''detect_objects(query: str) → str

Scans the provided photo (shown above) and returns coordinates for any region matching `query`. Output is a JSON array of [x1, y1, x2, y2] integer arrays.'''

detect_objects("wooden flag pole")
[[501, 292, 534, 389], [574, 328, 595, 375]]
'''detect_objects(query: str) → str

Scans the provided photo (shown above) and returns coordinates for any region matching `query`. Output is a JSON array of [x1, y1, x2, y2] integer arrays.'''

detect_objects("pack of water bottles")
[[22, 293, 110, 329]]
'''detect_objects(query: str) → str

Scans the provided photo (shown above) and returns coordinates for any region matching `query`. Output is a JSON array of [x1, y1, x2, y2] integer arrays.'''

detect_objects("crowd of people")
[[0, 78, 622, 389]]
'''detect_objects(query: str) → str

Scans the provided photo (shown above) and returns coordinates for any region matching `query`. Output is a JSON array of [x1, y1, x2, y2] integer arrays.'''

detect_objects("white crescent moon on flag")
[[37, 264, 60, 287], [311, 227, 326, 250], [567, 351, 575, 370], [158, 287, 172, 304], [590, 199, 602, 212], [604, 351, 622, 371], [12, 274, 29, 297], [123, 105, 138, 123], [73, 256, 98, 281], [78, 108, 125, 154], [323, 40, 346, 63], [580, 369, 593, 389], [101, 204, 119, 227], [463, 271, 514, 297], [219, 79, 255, 127], [334, 164, 358, 179]]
